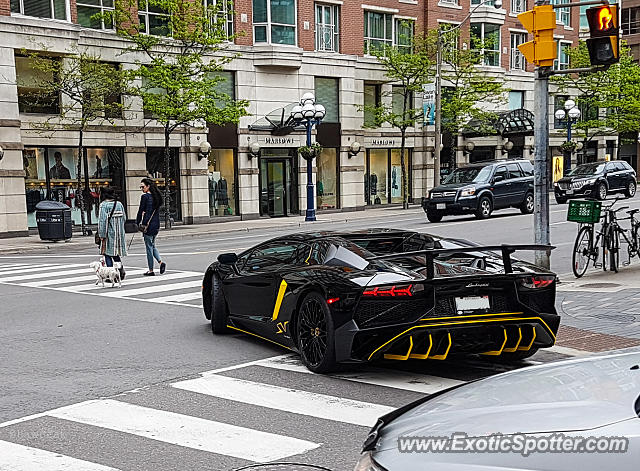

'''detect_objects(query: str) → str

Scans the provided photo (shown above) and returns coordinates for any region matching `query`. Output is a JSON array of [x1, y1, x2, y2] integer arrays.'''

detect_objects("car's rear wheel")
[[211, 274, 230, 334], [486, 348, 539, 363], [625, 181, 637, 198], [296, 292, 337, 374], [597, 182, 608, 200], [475, 196, 493, 219], [520, 192, 534, 214], [426, 210, 443, 223]]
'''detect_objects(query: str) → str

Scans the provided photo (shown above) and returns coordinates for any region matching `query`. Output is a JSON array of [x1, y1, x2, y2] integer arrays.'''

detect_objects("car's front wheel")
[[475, 196, 493, 219], [520, 192, 534, 214], [597, 182, 608, 200], [296, 292, 337, 374], [555, 195, 567, 204], [210, 274, 230, 334], [426, 210, 443, 223], [625, 180, 637, 198]]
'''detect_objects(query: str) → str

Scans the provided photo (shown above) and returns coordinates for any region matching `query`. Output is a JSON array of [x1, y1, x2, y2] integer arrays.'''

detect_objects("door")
[[491, 165, 511, 208], [604, 162, 621, 190], [506, 163, 527, 205], [261, 159, 288, 217]]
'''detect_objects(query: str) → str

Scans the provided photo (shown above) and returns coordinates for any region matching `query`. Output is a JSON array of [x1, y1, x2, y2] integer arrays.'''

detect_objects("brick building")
[[0, 0, 583, 237]]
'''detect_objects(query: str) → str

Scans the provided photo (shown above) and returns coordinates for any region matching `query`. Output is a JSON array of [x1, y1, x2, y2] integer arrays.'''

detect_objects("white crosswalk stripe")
[[0, 262, 204, 308]]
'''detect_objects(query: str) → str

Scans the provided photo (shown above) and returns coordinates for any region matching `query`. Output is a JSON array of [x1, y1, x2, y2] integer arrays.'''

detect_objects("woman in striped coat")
[[98, 187, 127, 278]]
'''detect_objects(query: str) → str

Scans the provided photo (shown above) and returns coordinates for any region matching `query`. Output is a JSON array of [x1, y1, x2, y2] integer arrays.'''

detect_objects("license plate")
[[436, 203, 446, 210], [566, 189, 573, 195], [455, 296, 490, 313]]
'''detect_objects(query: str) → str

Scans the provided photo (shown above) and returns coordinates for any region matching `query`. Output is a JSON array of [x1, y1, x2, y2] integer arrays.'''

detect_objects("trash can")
[[35, 200, 73, 241]]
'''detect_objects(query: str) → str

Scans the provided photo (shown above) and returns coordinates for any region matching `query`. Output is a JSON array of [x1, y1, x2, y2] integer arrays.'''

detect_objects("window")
[[519, 160, 534, 176], [138, 0, 170, 36], [439, 23, 459, 61], [16, 56, 60, 114], [315, 3, 339, 52], [471, 23, 501, 66], [622, 7, 640, 35], [363, 83, 381, 126], [508, 91, 524, 110], [10, 0, 68, 20], [392, 85, 414, 117], [553, 0, 570, 27], [554, 94, 568, 129], [472, 0, 495, 5], [555, 41, 570, 70], [315, 77, 339, 123], [511, 0, 526, 14], [364, 11, 393, 54], [510, 33, 526, 70], [493, 166, 508, 181], [205, 0, 234, 40], [253, 0, 296, 45], [245, 242, 299, 271], [77, 0, 113, 29], [142, 75, 167, 119], [439, 0, 459, 5], [395, 19, 414, 54], [506, 163, 524, 178]]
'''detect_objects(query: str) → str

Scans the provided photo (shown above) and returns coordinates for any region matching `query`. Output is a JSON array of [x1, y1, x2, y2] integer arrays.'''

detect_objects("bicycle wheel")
[[609, 225, 620, 273], [572, 226, 592, 278], [601, 224, 610, 272]]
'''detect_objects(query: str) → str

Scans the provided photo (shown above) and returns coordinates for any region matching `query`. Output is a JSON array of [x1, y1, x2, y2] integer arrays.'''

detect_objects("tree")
[[552, 41, 640, 158], [106, 0, 248, 228], [359, 25, 434, 209], [21, 50, 125, 235], [438, 28, 506, 167]]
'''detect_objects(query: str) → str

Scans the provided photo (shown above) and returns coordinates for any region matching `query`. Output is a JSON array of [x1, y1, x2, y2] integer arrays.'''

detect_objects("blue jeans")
[[143, 233, 161, 271], [104, 255, 121, 267]]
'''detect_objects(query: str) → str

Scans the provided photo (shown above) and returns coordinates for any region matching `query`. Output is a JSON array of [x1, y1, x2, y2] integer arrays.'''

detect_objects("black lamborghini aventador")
[[202, 229, 559, 373]]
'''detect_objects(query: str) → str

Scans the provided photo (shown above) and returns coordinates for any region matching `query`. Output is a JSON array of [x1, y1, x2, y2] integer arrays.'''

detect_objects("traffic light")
[[517, 5, 557, 67], [586, 5, 620, 66]]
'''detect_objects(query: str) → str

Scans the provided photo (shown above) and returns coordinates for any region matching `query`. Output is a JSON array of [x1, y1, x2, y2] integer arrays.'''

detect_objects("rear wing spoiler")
[[369, 244, 555, 279]]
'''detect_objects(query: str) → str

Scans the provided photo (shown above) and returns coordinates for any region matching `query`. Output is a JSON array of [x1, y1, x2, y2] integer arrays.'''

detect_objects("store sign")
[[250, 136, 303, 147], [364, 137, 415, 148]]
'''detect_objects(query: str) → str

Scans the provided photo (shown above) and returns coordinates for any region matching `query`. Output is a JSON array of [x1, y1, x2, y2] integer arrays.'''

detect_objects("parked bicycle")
[[570, 198, 634, 277], [608, 206, 640, 272]]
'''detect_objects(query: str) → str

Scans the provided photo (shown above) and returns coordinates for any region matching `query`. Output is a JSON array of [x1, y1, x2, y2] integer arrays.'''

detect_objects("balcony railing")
[[316, 24, 338, 52]]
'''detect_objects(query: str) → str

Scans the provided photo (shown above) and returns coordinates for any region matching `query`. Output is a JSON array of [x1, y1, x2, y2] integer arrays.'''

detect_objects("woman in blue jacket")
[[136, 178, 165, 276]]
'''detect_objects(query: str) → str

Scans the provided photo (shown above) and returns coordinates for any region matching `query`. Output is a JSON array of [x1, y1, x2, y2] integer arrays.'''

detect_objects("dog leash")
[[128, 232, 136, 251]]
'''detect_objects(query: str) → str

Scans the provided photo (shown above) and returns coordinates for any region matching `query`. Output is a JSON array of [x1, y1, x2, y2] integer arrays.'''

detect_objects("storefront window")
[[208, 148, 237, 217], [146, 148, 181, 221], [366, 149, 388, 205], [317, 148, 338, 210], [390, 149, 410, 204]]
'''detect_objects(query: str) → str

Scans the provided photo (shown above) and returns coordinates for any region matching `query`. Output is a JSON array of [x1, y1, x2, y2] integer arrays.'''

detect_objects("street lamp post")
[[291, 93, 326, 222], [554, 99, 581, 173], [434, 0, 503, 185]]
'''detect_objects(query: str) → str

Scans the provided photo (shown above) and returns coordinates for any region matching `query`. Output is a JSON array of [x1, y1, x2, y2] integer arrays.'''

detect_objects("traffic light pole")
[[533, 67, 551, 269]]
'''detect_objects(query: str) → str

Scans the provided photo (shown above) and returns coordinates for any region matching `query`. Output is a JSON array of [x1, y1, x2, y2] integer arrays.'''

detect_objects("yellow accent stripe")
[[272, 280, 288, 321], [518, 326, 537, 351], [409, 334, 433, 360], [227, 325, 293, 351], [384, 336, 414, 360], [367, 316, 555, 361], [503, 327, 523, 353], [428, 332, 453, 360], [481, 328, 508, 356]]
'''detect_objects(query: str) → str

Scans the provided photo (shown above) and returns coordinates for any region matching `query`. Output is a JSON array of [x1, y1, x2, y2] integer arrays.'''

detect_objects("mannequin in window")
[[49, 152, 71, 179], [216, 176, 229, 206]]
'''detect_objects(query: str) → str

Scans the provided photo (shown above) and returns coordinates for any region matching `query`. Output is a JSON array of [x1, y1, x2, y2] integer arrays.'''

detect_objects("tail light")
[[362, 284, 419, 297], [520, 275, 555, 289]]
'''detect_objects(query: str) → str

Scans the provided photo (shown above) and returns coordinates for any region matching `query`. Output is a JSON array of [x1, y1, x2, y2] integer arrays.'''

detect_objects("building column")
[[237, 143, 260, 220], [0, 47, 28, 237], [179, 132, 209, 225], [339, 134, 365, 211]]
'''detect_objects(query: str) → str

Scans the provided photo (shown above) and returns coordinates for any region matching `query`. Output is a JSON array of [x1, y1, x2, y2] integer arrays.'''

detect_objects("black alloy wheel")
[[520, 193, 535, 214], [625, 181, 637, 198], [475, 196, 493, 219], [296, 292, 337, 374], [597, 182, 608, 200]]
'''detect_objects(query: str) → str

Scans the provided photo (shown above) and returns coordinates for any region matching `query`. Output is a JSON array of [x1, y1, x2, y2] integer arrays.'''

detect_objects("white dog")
[[90, 261, 121, 288]]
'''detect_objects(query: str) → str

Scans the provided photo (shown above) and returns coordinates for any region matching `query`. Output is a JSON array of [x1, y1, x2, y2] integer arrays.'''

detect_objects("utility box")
[[35, 200, 73, 241]]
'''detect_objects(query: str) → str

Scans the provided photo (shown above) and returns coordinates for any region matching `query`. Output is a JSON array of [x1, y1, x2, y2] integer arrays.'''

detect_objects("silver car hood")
[[377, 352, 640, 451]]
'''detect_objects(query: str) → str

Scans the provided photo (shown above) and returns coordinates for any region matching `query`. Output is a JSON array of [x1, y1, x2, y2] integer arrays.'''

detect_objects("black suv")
[[554, 160, 637, 204], [422, 159, 535, 222]]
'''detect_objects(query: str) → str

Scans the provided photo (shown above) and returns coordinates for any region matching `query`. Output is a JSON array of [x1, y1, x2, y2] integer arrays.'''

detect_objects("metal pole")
[[305, 120, 316, 222], [566, 118, 572, 173], [434, 34, 442, 187], [534, 68, 551, 269]]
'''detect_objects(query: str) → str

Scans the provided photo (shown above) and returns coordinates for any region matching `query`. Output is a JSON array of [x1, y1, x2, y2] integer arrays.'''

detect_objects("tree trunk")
[[400, 129, 408, 210], [76, 129, 87, 235], [163, 128, 172, 230]]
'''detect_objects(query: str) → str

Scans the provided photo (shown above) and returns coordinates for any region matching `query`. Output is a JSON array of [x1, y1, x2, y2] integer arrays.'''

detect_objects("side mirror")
[[218, 253, 238, 265], [493, 175, 504, 183]]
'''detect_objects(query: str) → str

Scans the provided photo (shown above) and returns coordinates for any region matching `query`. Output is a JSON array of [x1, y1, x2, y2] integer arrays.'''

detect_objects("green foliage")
[[552, 41, 640, 142], [298, 143, 322, 160]]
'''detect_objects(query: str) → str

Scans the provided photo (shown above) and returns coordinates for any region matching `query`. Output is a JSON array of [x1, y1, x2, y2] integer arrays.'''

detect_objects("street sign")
[[517, 5, 557, 67]]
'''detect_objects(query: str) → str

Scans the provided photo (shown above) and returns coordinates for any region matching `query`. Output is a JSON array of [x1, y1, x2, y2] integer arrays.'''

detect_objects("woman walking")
[[136, 178, 165, 276], [97, 187, 127, 279]]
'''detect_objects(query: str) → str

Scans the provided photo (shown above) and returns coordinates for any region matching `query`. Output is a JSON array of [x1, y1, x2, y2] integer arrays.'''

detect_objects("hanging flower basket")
[[298, 143, 322, 160], [559, 141, 577, 153]]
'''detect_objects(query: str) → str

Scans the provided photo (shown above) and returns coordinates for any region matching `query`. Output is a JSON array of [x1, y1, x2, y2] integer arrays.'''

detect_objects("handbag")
[[95, 198, 118, 245], [124, 219, 138, 234], [138, 208, 157, 233]]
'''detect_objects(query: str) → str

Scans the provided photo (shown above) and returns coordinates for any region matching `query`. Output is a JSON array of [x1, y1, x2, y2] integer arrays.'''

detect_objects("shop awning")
[[462, 108, 535, 137], [248, 103, 306, 136]]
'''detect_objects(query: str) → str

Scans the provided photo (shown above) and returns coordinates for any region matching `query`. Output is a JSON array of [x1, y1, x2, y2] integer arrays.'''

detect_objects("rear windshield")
[[442, 166, 492, 184]]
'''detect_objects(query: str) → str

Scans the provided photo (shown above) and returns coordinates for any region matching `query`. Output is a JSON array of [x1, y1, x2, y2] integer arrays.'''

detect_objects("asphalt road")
[[1, 195, 639, 471]]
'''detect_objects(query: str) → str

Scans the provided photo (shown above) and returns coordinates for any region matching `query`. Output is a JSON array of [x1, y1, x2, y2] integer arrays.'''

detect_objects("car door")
[[604, 162, 620, 190], [490, 165, 510, 208], [223, 240, 299, 323], [506, 163, 527, 205], [613, 162, 629, 189]]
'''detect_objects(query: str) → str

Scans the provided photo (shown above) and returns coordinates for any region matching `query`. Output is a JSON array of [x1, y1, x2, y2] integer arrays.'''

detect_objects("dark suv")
[[554, 160, 637, 204], [422, 160, 535, 222]]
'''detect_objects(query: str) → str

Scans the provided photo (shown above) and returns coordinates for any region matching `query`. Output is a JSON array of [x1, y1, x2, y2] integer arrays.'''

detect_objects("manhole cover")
[[577, 282, 621, 288], [233, 465, 333, 471]]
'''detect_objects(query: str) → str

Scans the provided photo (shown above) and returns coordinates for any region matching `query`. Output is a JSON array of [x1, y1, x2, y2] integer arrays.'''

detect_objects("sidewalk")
[[0, 205, 425, 254]]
